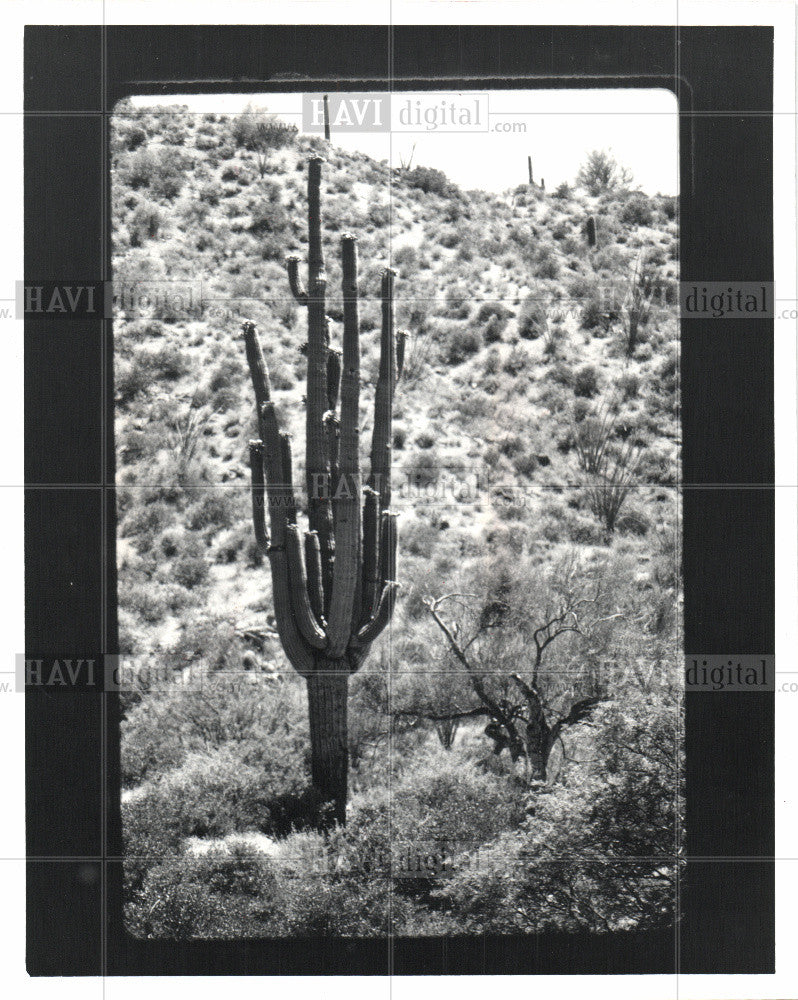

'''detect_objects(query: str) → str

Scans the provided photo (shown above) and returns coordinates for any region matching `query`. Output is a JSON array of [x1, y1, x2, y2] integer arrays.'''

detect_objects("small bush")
[[517, 296, 546, 339], [129, 202, 163, 245], [405, 165, 458, 197], [172, 552, 209, 589], [503, 344, 532, 377], [445, 327, 482, 364], [186, 491, 237, 532], [573, 364, 600, 398], [619, 194, 655, 227], [580, 297, 605, 331]]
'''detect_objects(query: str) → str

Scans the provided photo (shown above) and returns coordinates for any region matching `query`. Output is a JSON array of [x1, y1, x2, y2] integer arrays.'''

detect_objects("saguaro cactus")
[[586, 214, 597, 248], [242, 156, 399, 825]]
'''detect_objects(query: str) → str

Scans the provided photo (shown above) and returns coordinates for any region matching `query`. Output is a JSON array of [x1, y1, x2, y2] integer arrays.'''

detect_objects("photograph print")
[[110, 88, 682, 940]]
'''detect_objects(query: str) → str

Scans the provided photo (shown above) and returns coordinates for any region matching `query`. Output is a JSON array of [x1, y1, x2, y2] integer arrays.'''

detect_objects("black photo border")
[[24, 24, 774, 977]]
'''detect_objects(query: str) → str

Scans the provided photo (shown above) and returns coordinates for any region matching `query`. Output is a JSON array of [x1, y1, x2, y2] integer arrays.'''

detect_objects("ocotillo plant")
[[242, 156, 400, 826]]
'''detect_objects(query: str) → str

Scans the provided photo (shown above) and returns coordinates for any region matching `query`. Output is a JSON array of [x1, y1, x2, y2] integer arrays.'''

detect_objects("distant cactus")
[[528, 155, 534, 186], [242, 157, 399, 825], [586, 214, 597, 248]]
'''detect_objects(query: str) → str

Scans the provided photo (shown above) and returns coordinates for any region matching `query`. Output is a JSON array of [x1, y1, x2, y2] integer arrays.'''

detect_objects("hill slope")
[[111, 101, 680, 666]]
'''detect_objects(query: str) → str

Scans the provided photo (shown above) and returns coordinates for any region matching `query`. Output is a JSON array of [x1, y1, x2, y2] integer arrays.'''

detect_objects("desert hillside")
[[112, 101, 679, 664], [112, 101, 681, 939]]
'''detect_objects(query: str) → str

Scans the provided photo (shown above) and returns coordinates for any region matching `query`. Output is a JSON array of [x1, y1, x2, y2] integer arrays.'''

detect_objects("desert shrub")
[[199, 181, 223, 205], [517, 295, 547, 339], [122, 500, 174, 550], [553, 181, 571, 199], [122, 672, 307, 785], [550, 360, 574, 387], [172, 551, 209, 589], [150, 149, 190, 200], [118, 123, 147, 151], [123, 583, 169, 624], [232, 104, 295, 151], [482, 315, 504, 344], [208, 356, 240, 394], [129, 201, 164, 245], [580, 297, 605, 331], [573, 364, 600, 398], [476, 302, 511, 342], [402, 519, 440, 557], [122, 742, 311, 891], [249, 183, 287, 235], [185, 490, 237, 533], [543, 321, 567, 359], [393, 245, 417, 271], [443, 285, 471, 319], [577, 149, 633, 195], [146, 344, 191, 380], [445, 327, 482, 365], [503, 344, 532, 377], [482, 346, 500, 375], [116, 356, 152, 404], [126, 844, 276, 939], [659, 195, 678, 220], [405, 165, 458, 197], [619, 193, 655, 227], [535, 247, 561, 279], [124, 149, 158, 188], [617, 371, 640, 400]]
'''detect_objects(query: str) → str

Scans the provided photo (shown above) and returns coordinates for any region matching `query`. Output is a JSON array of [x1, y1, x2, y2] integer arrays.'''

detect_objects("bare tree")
[[395, 557, 624, 781]]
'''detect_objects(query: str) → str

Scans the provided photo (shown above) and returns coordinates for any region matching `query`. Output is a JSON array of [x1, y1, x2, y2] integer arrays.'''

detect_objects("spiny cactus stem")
[[280, 432, 298, 527], [286, 255, 308, 305], [378, 510, 398, 592], [248, 440, 269, 553], [285, 525, 328, 649], [259, 402, 288, 546], [304, 530, 325, 621], [307, 156, 324, 280], [327, 233, 362, 657], [242, 321, 272, 411], [326, 349, 341, 410], [396, 330, 408, 381], [306, 273, 334, 601], [368, 268, 397, 512], [357, 582, 400, 646], [361, 487, 380, 625]]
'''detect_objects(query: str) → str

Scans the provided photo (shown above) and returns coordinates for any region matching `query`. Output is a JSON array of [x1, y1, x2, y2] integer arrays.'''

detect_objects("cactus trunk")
[[306, 664, 349, 826], [243, 157, 399, 826]]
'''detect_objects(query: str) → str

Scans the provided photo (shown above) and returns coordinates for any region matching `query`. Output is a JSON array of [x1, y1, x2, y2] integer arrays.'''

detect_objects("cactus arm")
[[268, 543, 315, 675], [356, 582, 399, 646], [307, 156, 324, 280], [259, 401, 314, 675], [356, 512, 398, 646], [360, 487, 380, 625], [378, 510, 398, 594], [285, 525, 328, 649], [248, 440, 269, 554], [286, 255, 308, 305], [280, 432, 298, 528], [325, 412, 340, 504], [396, 330, 408, 382], [368, 268, 397, 512], [327, 234, 362, 657], [242, 320, 273, 412], [326, 348, 341, 411], [306, 272, 335, 606], [304, 530, 325, 621]]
